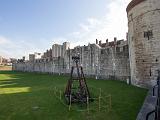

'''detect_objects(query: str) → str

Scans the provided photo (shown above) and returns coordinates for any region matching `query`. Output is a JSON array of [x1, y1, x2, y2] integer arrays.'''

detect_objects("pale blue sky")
[[0, 0, 131, 59]]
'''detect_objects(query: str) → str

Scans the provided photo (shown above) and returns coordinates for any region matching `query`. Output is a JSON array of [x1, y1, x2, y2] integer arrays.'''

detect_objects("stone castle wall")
[[13, 42, 130, 81], [13, 0, 160, 88], [127, 0, 160, 87]]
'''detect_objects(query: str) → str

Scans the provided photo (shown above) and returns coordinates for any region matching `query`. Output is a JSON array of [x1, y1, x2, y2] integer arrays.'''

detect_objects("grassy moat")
[[0, 71, 147, 120]]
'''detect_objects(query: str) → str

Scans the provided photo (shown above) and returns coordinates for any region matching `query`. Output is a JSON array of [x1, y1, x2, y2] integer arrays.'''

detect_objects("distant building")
[[14, 39, 130, 85], [40, 42, 70, 60], [29, 54, 35, 61], [96, 37, 127, 49], [52, 44, 62, 58], [41, 49, 52, 60], [0, 56, 10, 65], [62, 42, 70, 57], [52, 42, 70, 58], [22, 56, 25, 61], [34, 52, 41, 59], [0, 56, 2, 65], [29, 52, 41, 61], [10, 58, 17, 64]]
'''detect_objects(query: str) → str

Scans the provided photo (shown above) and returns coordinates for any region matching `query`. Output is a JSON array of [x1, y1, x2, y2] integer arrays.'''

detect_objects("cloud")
[[79, 18, 101, 32], [0, 36, 42, 59], [69, 32, 80, 36], [87, 18, 101, 27], [67, 0, 130, 47], [0, 36, 10, 45], [0, 36, 69, 59], [0, 1, 132, 58], [79, 23, 90, 32]]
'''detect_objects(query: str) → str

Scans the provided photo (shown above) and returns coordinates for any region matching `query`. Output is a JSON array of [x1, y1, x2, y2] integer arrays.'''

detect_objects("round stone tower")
[[127, 0, 160, 88]]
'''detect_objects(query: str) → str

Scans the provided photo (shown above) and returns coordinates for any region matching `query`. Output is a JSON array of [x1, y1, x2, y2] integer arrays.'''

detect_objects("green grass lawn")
[[0, 71, 147, 120]]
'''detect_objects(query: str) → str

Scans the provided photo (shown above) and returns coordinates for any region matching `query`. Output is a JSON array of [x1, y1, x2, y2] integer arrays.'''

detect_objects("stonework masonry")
[[13, 39, 130, 81], [13, 0, 160, 88], [52, 42, 70, 58], [0, 56, 2, 65], [127, 0, 160, 87]]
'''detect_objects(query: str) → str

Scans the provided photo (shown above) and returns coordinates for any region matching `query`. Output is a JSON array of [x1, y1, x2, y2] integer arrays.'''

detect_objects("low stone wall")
[[136, 88, 157, 120], [13, 43, 130, 82], [13, 60, 130, 81]]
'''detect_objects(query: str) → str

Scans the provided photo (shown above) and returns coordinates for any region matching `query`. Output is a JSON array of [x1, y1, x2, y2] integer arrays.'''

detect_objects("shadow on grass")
[[0, 71, 73, 120]]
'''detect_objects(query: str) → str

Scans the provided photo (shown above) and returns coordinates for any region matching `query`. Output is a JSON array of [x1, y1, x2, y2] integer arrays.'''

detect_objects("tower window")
[[129, 13, 133, 21], [144, 30, 153, 40], [101, 49, 105, 54], [116, 47, 120, 52]]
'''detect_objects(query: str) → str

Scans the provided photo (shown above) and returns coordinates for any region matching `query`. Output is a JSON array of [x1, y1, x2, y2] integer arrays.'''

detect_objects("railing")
[[146, 70, 160, 120]]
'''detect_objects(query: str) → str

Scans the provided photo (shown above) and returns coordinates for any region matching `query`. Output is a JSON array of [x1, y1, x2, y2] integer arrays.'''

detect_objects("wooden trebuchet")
[[64, 56, 90, 104]]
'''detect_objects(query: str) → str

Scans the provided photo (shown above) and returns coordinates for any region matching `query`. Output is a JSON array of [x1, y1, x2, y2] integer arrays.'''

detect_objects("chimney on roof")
[[22, 56, 25, 61], [96, 39, 98, 44], [114, 37, 117, 46], [99, 40, 102, 46], [106, 39, 108, 43]]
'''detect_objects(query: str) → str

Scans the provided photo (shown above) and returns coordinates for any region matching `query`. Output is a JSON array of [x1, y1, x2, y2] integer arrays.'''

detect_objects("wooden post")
[[99, 96, 101, 111], [109, 95, 112, 111], [87, 96, 89, 114], [59, 90, 62, 100], [69, 95, 72, 111], [98, 88, 102, 111], [99, 88, 102, 97], [54, 86, 56, 95]]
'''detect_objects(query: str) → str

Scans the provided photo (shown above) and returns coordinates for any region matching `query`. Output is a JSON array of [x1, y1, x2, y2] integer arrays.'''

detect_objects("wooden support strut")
[[64, 56, 91, 104]]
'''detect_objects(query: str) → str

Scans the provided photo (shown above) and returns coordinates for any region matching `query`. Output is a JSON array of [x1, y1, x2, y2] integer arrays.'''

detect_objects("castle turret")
[[127, 0, 160, 87], [62, 42, 70, 57]]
